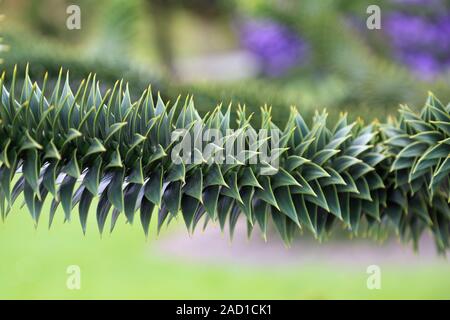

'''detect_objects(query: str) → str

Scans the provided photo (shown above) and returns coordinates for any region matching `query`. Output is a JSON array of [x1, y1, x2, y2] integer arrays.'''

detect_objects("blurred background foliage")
[[1, 0, 449, 126], [1, 0, 450, 299]]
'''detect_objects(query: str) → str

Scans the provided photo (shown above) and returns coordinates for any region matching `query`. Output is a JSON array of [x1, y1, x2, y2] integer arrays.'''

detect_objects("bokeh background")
[[0, 0, 450, 299]]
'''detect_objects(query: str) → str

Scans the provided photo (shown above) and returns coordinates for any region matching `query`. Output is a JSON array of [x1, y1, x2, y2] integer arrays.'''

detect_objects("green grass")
[[0, 202, 449, 299]]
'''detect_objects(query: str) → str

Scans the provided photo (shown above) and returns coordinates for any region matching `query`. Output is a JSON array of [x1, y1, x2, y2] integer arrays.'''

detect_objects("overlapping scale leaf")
[[382, 93, 450, 253], [0, 67, 449, 254]]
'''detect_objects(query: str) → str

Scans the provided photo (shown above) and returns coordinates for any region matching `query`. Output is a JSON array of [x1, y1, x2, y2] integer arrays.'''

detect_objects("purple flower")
[[396, 52, 440, 81], [384, 1, 450, 80], [238, 19, 309, 77], [392, 0, 440, 5]]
